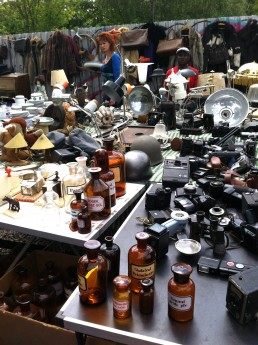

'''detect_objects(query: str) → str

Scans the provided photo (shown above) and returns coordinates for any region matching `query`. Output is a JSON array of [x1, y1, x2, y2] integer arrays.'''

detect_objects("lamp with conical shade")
[[4, 132, 29, 166], [31, 133, 54, 157]]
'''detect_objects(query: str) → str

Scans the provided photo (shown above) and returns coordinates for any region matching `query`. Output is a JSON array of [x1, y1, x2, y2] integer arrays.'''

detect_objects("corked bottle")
[[102, 136, 126, 197], [69, 190, 87, 232], [128, 232, 156, 293], [168, 263, 195, 322], [100, 236, 120, 281], [84, 167, 111, 220], [77, 240, 108, 305], [94, 148, 116, 207]]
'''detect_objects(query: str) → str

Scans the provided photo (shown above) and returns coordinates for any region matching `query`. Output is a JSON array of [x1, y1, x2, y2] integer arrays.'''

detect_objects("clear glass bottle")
[[33, 277, 57, 323], [41, 188, 60, 227], [113, 275, 132, 319], [40, 261, 64, 305], [84, 167, 111, 220], [69, 190, 87, 232], [102, 136, 126, 197], [77, 205, 92, 234], [128, 232, 156, 293], [94, 148, 116, 207], [77, 240, 108, 305], [11, 265, 36, 301], [13, 294, 41, 321], [0, 291, 9, 311], [100, 236, 120, 281], [168, 263, 195, 322], [62, 162, 87, 214], [139, 278, 154, 314], [76, 156, 90, 182]]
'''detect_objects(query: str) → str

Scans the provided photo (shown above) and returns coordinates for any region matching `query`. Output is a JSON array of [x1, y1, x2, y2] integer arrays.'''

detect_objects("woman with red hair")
[[97, 31, 121, 83]]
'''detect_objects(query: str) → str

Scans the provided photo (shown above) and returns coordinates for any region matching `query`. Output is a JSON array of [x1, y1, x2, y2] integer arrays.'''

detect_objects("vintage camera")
[[192, 195, 216, 212], [174, 196, 196, 214], [226, 267, 258, 324], [145, 187, 172, 211], [212, 121, 231, 137], [242, 192, 258, 215], [229, 220, 258, 254], [145, 223, 169, 259], [162, 210, 189, 237], [175, 182, 204, 199], [162, 157, 190, 188]]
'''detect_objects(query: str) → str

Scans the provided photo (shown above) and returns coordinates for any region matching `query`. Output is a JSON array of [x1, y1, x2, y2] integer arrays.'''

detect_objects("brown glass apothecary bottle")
[[139, 278, 154, 314], [168, 263, 195, 322], [77, 240, 108, 305], [113, 275, 132, 319], [128, 232, 156, 293], [77, 205, 91, 234], [102, 136, 126, 197], [100, 236, 120, 281], [94, 148, 116, 207], [84, 167, 111, 220], [69, 190, 87, 232], [13, 294, 42, 321]]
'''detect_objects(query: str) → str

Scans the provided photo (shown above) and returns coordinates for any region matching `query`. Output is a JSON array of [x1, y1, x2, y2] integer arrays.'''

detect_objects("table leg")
[[75, 332, 87, 345]]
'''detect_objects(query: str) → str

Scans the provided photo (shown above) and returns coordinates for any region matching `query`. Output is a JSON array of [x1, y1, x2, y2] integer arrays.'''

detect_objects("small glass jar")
[[100, 236, 120, 281], [113, 275, 131, 319], [77, 205, 91, 234], [139, 278, 154, 314], [168, 263, 195, 322]]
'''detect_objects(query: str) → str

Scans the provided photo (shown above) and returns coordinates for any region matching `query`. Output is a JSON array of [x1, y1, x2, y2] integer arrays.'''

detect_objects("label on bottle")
[[113, 298, 129, 312], [87, 196, 105, 212], [71, 209, 80, 220], [131, 262, 155, 280], [168, 292, 192, 311], [110, 166, 121, 183], [78, 274, 87, 291], [66, 184, 85, 195], [77, 218, 85, 228], [105, 179, 116, 196]]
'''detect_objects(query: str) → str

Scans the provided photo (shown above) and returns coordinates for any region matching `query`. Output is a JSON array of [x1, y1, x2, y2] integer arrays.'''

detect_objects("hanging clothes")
[[174, 25, 204, 73], [202, 20, 241, 73], [238, 19, 258, 65], [41, 30, 78, 83]]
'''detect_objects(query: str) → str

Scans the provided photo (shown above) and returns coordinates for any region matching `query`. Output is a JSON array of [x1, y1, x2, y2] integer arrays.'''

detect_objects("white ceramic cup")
[[14, 95, 27, 105], [31, 93, 43, 101]]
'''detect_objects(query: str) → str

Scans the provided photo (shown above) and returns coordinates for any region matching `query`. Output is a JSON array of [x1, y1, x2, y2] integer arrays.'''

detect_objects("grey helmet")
[[125, 150, 153, 181], [130, 135, 163, 166]]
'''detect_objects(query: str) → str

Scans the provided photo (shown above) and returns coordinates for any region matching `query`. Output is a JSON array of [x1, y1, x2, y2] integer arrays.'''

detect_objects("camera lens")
[[209, 180, 224, 198]]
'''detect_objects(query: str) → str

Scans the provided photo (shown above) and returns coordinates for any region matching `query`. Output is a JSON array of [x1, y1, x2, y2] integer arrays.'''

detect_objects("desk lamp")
[[51, 69, 69, 91], [4, 132, 29, 166], [150, 67, 165, 95], [31, 133, 54, 159]]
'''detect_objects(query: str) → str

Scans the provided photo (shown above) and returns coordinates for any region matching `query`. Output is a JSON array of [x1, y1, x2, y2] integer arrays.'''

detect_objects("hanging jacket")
[[202, 21, 241, 73], [174, 26, 204, 73], [238, 19, 258, 65]]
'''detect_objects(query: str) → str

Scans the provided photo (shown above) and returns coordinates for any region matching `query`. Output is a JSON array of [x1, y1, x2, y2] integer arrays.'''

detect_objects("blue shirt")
[[101, 52, 121, 82]]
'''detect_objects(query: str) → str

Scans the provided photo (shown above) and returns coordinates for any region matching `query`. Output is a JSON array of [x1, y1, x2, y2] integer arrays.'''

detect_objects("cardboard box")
[[0, 250, 79, 345]]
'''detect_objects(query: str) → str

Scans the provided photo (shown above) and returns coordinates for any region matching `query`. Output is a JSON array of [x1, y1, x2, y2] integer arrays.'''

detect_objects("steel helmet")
[[125, 150, 153, 181], [130, 135, 163, 166]]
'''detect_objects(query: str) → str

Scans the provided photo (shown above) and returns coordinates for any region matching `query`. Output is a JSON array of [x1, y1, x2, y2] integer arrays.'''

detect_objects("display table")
[[0, 183, 145, 248], [57, 184, 258, 345]]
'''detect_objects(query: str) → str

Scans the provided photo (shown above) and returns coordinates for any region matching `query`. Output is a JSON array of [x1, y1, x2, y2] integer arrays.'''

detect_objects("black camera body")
[[145, 187, 172, 211], [226, 267, 258, 324], [175, 183, 204, 199], [242, 192, 258, 215]]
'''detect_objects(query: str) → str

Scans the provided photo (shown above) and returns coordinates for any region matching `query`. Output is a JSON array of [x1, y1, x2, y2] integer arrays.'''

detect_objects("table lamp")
[[51, 69, 69, 90], [102, 75, 126, 102], [31, 133, 54, 158], [4, 132, 29, 166]]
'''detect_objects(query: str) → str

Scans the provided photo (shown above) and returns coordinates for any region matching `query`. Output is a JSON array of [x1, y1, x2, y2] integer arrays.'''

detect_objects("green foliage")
[[0, 0, 254, 35]]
